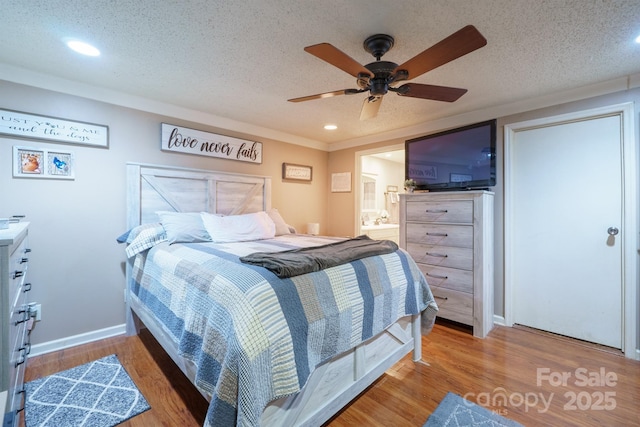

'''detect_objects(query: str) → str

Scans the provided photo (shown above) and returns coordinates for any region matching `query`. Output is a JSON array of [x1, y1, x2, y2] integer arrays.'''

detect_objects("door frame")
[[503, 102, 638, 359]]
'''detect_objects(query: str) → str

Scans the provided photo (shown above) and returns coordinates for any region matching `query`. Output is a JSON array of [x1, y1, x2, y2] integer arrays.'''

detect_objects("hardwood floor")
[[23, 321, 640, 426]]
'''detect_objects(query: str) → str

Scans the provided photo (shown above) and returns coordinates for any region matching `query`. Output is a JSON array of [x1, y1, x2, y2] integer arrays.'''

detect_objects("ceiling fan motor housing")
[[364, 60, 398, 96]]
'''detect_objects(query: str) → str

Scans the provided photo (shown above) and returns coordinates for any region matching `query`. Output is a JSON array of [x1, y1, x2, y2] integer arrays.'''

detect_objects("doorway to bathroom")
[[355, 144, 405, 243]]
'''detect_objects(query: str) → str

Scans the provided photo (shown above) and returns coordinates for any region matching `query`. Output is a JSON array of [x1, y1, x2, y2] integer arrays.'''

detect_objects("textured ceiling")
[[1, 0, 640, 150]]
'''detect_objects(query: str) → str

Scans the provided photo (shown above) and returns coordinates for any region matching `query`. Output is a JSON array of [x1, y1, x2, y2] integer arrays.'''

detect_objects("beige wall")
[[1, 80, 328, 347]]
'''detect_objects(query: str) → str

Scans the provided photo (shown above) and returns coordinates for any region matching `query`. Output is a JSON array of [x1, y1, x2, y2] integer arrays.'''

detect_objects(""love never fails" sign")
[[161, 123, 262, 164]]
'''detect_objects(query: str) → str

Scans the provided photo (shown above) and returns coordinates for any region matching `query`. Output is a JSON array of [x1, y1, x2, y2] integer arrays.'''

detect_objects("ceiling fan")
[[288, 25, 487, 120]]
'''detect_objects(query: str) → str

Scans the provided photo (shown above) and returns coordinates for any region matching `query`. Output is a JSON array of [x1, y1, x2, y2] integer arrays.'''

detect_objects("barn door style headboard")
[[126, 163, 272, 228]]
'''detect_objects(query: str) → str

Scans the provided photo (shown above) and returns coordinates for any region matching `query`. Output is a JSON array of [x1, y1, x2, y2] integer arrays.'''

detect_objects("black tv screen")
[[405, 119, 496, 191]]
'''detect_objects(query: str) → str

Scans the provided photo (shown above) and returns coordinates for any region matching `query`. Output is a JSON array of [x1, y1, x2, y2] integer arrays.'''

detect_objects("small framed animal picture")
[[46, 150, 74, 179], [13, 146, 75, 180], [14, 147, 45, 177]]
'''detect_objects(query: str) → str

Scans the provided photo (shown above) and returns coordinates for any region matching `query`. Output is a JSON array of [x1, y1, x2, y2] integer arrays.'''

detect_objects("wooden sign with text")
[[161, 124, 262, 164], [0, 108, 109, 148]]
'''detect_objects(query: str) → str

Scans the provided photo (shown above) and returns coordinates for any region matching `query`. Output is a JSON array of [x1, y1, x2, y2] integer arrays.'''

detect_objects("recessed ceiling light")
[[635, 34, 640, 44], [65, 39, 100, 57], [324, 124, 337, 130]]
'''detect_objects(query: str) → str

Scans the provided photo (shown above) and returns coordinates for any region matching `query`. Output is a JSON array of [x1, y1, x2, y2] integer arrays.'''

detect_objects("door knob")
[[607, 227, 619, 236]]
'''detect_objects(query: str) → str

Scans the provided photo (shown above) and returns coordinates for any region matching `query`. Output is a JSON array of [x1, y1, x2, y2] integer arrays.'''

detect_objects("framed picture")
[[14, 147, 45, 177], [0, 108, 108, 148], [13, 146, 75, 179], [331, 172, 351, 192], [282, 163, 312, 181], [387, 185, 399, 192]]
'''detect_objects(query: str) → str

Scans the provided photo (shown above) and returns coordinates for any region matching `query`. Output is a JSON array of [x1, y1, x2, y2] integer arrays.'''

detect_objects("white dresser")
[[1, 222, 31, 426], [399, 192, 494, 338]]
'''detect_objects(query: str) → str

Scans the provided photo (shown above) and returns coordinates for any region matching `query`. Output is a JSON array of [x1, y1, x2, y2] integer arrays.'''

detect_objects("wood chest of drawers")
[[400, 192, 494, 338], [1, 222, 31, 426]]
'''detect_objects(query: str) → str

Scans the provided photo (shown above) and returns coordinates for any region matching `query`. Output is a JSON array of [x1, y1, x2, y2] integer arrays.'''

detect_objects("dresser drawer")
[[406, 243, 473, 270], [406, 223, 473, 248], [418, 264, 473, 293], [8, 238, 29, 310], [406, 200, 473, 223], [8, 322, 28, 413], [8, 358, 26, 414], [430, 286, 473, 326], [9, 305, 29, 357]]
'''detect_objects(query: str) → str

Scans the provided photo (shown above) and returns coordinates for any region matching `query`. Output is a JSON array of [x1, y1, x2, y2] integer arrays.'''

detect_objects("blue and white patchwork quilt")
[[128, 234, 437, 426]]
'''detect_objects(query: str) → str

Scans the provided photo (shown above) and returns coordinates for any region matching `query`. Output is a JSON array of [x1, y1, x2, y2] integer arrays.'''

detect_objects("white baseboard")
[[491, 316, 639, 360], [28, 324, 126, 358]]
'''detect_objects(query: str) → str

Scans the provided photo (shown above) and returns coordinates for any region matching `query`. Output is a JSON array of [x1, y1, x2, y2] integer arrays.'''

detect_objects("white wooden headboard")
[[126, 163, 272, 228]]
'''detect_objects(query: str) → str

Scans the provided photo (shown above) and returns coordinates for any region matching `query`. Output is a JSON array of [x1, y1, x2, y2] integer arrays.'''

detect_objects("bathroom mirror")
[[362, 174, 377, 212]]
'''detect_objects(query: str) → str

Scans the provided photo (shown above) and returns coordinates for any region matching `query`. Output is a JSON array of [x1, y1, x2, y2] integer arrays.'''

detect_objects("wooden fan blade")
[[305, 43, 373, 78], [288, 89, 350, 102], [360, 96, 383, 120], [397, 83, 467, 102], [394, 25, 487, 80]]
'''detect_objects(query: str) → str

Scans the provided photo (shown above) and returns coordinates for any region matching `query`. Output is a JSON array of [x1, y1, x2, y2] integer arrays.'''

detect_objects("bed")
[[122, 163, 438, 426]]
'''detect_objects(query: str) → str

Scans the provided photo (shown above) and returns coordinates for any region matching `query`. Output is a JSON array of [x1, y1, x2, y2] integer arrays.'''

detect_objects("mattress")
[[129, 234, 437, 426]]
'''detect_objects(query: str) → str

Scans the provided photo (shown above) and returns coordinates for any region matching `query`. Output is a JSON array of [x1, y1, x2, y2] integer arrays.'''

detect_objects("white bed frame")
[[124, 162, 422, 426]]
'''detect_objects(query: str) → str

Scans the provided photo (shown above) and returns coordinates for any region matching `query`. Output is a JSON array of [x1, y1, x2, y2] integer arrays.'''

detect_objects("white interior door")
[[508, 114, 623, 348]]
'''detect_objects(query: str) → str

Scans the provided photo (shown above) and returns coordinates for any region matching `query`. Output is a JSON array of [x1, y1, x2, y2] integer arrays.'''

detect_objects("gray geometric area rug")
[[424, 392, 523, 427], [25, 354, 150, 427]]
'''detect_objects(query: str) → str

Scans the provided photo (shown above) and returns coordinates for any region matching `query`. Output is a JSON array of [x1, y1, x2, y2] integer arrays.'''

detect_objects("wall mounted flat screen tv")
[[405, 119, 496, 191]]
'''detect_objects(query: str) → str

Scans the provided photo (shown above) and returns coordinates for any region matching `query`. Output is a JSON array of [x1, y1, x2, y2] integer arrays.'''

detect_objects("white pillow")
[[201, 211, 276, 243], [156, 211, 212, 243], [267, 208, 291, 236]]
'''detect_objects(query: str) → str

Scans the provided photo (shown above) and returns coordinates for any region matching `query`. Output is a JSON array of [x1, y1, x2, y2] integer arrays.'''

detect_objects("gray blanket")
[[240, 235, 398, 278]]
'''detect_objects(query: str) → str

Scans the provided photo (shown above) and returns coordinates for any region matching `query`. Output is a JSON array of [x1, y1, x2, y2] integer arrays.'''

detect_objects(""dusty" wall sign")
[[161, 123, 262, 164]]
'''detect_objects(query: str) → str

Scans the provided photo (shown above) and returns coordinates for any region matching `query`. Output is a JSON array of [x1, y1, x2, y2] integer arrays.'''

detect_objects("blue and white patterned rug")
[[424, 392, 523, 427], [25, 354, 150, 427]]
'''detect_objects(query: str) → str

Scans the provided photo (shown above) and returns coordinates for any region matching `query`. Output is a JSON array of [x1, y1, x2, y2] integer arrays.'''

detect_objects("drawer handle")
[[24, 248, 32, 253], [15, 347, 28, 367], [425, 252, 448, 258], [15, 387, 26, 413], [23, 283, 32, 292], [15, 315, 29, 326], [15, 306, 30, 325], [426, 272, 448, 280], [425, 232, 448, 237], [20, 257, 29, 264], [13, 270, 24, 279], [425, 209, 448, 213], [433, 295, 449, 301]]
